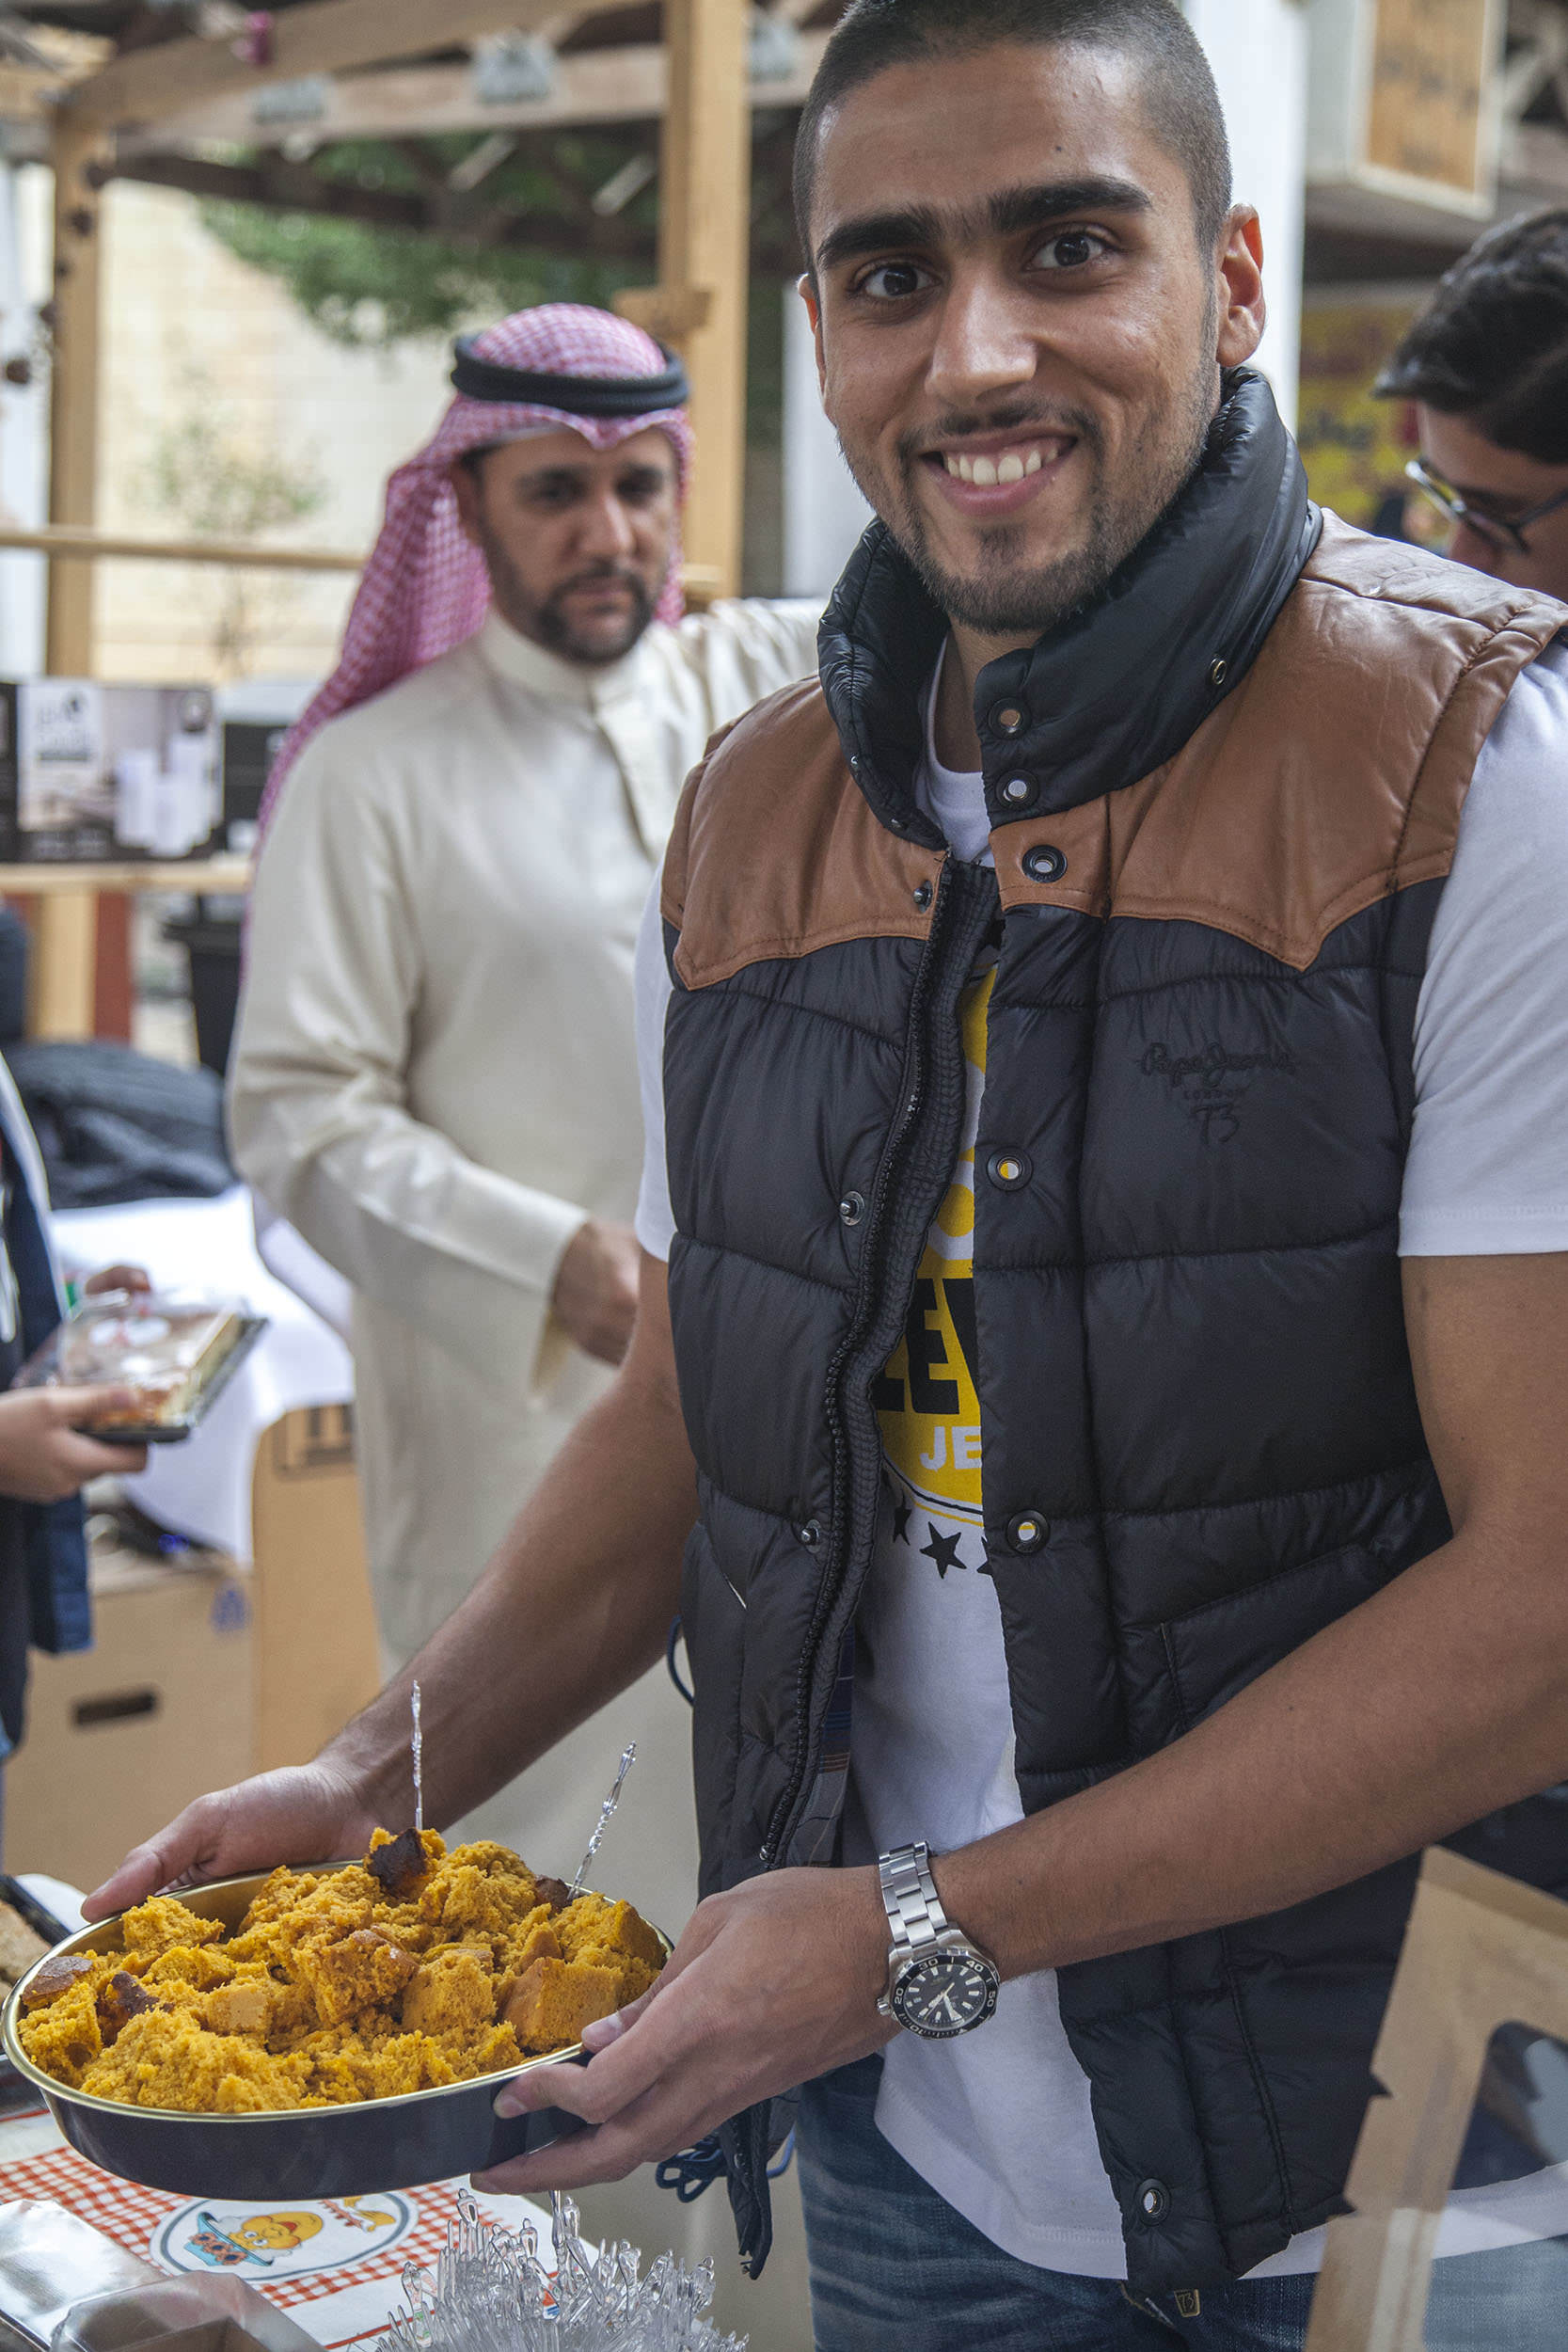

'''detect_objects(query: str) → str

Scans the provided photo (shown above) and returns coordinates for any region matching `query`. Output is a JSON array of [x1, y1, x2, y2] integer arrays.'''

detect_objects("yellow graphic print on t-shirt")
[[873, 969, 993, 1567]]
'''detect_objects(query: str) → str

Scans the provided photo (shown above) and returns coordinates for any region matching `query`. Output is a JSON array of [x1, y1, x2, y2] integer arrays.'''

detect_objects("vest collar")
[[818, 369, 1322, 844]]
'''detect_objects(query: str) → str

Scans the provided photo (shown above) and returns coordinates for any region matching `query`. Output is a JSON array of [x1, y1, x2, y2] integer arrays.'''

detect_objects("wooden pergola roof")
[[2, 0, 828, 1037], [0, 1, 843, 280]]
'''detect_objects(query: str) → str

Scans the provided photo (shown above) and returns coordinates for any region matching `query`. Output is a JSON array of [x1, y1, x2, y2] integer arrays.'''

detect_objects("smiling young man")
[[91, 8, 1568, 2347], [1375, 207, 1568, 600]]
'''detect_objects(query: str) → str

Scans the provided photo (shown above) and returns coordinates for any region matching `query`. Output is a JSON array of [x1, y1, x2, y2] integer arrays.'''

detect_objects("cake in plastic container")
[[12, 1290, 261, 1438]]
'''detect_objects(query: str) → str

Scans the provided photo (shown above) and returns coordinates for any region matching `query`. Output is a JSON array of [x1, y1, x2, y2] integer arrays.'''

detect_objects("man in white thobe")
[[229, 309, 819, 1914]]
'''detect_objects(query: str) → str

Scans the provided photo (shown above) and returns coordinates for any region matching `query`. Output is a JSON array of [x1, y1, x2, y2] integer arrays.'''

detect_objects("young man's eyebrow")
[[988, 176, 1152, 237], [814, 176, 1153, 276], [815, 204, 947, 276]]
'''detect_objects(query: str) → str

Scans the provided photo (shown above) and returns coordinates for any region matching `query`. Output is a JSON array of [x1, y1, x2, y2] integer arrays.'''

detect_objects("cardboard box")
[[0, 680, 221, 865], [5, 1541, 253, 1891], [249, 1404, 381, 1772]]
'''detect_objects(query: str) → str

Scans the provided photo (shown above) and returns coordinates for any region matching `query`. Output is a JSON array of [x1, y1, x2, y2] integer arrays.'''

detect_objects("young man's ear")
[[799, 274, 828, 405], [1215, 207, 1267, 371]]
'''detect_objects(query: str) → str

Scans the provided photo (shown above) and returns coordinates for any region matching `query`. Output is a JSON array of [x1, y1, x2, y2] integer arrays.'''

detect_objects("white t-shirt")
[[634, 640, 1568, 2279]]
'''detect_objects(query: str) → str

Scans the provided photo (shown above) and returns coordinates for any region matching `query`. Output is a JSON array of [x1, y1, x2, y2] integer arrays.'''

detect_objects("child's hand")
[[0, 1387, 149, 1501]]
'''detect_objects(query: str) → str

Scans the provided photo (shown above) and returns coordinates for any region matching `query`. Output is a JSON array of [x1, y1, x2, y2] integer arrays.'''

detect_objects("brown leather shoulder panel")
[[668, 517, 1565, 985], [994, 516, 1567, 968], [665, 677, 942, 989]]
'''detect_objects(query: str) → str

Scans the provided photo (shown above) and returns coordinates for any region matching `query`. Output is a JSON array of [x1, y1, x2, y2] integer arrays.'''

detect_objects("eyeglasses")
[[1404, 456, 1568, 557]]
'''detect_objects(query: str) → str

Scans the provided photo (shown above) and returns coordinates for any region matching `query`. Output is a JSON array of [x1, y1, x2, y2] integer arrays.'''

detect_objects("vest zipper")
[[760, 856, 999, 1867]]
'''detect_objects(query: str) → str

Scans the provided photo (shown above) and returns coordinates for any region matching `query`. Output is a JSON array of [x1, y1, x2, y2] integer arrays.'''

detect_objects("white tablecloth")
[[50, 1188, 354, 1565]]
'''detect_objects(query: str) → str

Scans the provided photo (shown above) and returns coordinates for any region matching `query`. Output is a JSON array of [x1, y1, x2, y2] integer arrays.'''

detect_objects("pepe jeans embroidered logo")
[[1140, 1040, 1295, 1147]]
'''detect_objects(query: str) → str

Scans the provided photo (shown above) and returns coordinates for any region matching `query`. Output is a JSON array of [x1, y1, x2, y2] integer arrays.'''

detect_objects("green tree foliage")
[[199, 204, 640, 348], [141, 367, 328, 675], [198, 134, 657, 349]]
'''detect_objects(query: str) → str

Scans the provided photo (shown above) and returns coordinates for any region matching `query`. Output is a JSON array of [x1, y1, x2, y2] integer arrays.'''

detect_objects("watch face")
[[890, 1948, 1000, 2039]]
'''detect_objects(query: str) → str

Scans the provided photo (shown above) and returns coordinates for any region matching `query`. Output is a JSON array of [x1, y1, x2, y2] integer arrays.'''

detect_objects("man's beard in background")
[[852, 358, 1219, 644], [477, 518, 657, 664]]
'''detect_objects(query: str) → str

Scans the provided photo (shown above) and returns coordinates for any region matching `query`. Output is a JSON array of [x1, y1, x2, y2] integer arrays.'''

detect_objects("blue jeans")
[[795, 2056, 1568, 2350]]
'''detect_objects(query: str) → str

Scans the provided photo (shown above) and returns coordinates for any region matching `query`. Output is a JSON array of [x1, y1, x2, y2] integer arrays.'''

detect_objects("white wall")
[[1183, 0, 1309, 428], [782, 285, 873, 599]]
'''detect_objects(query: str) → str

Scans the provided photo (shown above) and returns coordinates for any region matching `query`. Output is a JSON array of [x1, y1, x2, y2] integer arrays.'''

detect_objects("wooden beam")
[[654, 0, 751, 599], [8, 522, 366, 572], [63, 0, 631, 132], [118, 147, 428, 231], [0, 65, 66, 124], [111, 148, 662, 265], [0, 525, 723, 607], [45, 112, 109, 675], [29, 887, 97, 1040], [120, 32, 830, 153], [40, 109, 113, 1046], [0, 857, 253, 896]]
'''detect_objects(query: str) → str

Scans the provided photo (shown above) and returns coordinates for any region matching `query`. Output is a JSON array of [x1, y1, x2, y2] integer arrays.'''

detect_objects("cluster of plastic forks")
[[381, 2189, 747, 2352]]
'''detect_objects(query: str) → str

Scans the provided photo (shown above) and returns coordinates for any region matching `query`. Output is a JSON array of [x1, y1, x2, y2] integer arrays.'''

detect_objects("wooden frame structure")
[[12, 0, 775, 1037], [1307, 1847, 1568, 2350]]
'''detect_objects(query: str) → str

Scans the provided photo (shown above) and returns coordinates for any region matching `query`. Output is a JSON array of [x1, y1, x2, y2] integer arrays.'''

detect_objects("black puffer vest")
[[657, 375, 1568, 2291]]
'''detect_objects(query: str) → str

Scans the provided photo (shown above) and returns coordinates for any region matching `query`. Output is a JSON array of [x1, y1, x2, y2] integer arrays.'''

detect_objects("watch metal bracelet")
[[879, 1840, 946, 1959]]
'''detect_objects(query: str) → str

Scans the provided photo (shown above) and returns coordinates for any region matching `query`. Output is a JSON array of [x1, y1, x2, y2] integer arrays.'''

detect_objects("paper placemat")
[[0, 2133, 552, 2349]]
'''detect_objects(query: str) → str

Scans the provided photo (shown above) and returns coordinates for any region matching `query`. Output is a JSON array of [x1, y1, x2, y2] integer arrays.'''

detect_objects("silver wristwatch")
[[877, 1841, 1001, 2039]]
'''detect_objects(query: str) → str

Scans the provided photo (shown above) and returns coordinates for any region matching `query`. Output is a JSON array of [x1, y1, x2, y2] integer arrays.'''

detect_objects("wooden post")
[[657, 0, 751, 598], [46, 110, 108, 675], [39, 107, 113, 1042]]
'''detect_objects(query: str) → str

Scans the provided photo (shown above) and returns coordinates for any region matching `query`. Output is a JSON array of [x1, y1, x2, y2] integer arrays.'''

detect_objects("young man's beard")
[[849, 360, 1219, 644], [476, 519, 657, 664]]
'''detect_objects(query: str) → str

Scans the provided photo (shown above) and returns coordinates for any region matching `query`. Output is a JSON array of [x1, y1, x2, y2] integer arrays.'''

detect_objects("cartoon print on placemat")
[[156, 2192, 416, 2278]]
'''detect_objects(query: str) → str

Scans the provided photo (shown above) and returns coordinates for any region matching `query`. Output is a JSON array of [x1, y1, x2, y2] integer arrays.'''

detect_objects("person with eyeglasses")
[[1376, 207, 1568, 599]]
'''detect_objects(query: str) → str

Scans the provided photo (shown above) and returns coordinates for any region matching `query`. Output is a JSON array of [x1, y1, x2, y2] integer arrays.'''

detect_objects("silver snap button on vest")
[[1209, 658, 1228, 689], [1000, 775, 1035, 808], [1022, 844, 1067, 883], [987, 1148, 1032, 1191], [1136, 2180, 1171, 2224], [1006, 1512, 1049, 1554], [839, 1192, 865, 1227], [797, 1520, 822, 1549], [912, 881, 934, 912], [992, 704, 1025, 736]]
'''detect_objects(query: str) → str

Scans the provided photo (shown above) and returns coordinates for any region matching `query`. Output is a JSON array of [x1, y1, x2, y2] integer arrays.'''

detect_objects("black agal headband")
[[450, 335, 689, 416]]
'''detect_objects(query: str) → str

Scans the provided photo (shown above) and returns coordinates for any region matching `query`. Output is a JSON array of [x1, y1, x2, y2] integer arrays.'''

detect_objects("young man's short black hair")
[[1375, 208, 1568, 466], [792, 0, 1232, 267]]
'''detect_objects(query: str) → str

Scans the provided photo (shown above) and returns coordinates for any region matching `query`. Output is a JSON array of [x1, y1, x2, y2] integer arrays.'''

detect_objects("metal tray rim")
[[0, 1866, 663, 2122]]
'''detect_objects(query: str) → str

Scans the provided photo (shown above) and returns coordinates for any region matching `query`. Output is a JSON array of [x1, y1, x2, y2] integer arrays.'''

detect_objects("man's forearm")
[[321, 1303, 695, 1831], [938, 1508, 1568, 1981]]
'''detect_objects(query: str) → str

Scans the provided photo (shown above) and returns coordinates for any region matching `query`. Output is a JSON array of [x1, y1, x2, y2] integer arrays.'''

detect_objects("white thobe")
[[230, 595, 828, 2329], [229, 596, 820, 1903]]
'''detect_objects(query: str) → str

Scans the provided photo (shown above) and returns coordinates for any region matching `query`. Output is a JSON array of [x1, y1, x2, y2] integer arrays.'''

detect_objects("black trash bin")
[[163, 898, 244, 1077]]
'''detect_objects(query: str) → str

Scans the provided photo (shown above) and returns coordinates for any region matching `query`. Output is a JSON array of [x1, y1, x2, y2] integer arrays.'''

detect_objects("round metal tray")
[[0, 1868, 657, 2199]]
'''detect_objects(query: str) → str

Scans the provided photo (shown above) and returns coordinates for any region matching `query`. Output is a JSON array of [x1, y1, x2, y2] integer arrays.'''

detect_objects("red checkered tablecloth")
[[0, 2125, 553, 2349], [0, 2145, 465, 2307]]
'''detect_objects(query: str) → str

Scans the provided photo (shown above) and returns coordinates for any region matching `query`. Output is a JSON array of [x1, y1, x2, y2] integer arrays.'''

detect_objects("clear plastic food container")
[[10, 1290, 266, 1444], [54, 2275, 319, 2352]]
